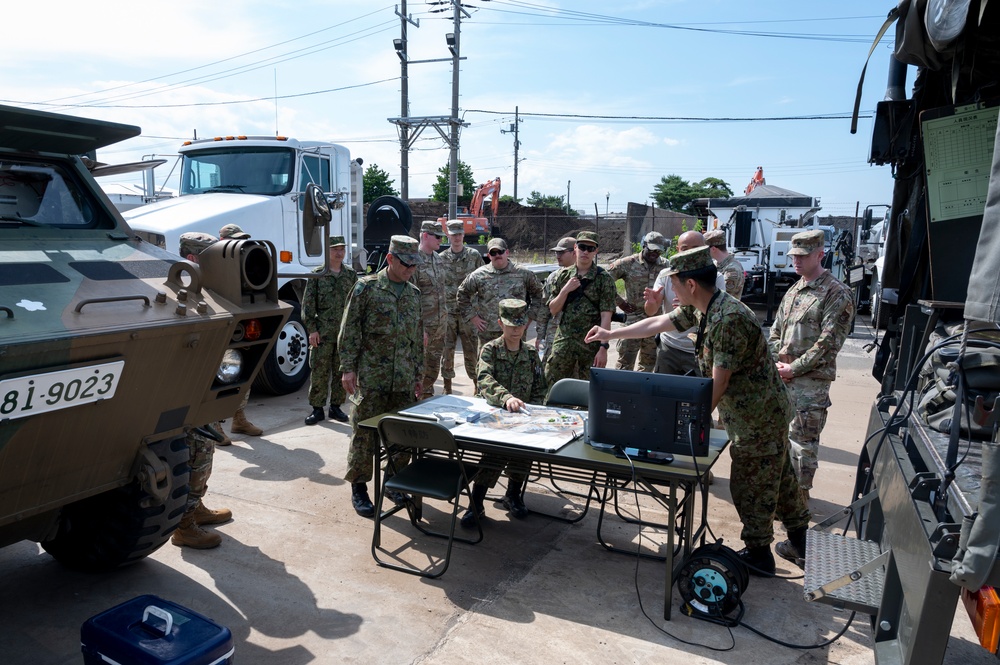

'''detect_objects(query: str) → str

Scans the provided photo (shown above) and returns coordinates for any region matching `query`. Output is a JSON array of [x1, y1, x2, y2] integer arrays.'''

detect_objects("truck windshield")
[[0, 159, 109, 228], [180, 147, 294, 196]]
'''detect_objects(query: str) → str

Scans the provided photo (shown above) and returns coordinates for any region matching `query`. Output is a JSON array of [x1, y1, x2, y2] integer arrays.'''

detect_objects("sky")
[[1, 0, 901, 217]]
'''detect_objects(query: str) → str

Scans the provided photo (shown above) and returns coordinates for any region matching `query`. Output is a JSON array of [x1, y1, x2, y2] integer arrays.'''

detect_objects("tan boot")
[[231, 409, 262, 436], [192, 500, 232, 525], [443, 378, 452, 395], [171, 513, 222, 549]]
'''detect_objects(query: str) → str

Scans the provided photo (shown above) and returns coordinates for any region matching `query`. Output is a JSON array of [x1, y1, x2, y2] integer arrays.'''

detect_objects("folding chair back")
[[547, 378, 589, 408]]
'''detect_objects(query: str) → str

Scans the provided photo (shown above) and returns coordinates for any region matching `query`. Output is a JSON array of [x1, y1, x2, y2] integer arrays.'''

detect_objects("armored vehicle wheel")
[[252, 302, 310, 395], [41, 437, 190, 572]]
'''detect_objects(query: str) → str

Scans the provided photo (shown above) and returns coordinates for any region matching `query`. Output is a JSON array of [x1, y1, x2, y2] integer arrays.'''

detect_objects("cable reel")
[[676, 542, 749, 622]]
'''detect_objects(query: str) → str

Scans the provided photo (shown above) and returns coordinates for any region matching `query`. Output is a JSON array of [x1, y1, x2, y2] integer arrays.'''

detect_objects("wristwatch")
[[599, 342, 610, 349]]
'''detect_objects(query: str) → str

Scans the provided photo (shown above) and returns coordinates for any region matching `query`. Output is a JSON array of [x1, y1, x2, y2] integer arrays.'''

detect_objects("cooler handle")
[[142, 605, 174, 636]]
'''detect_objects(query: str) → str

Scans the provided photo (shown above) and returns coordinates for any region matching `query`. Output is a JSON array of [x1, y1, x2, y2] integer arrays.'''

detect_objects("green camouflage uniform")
[[768, 269, 855, 491], [669, 291, 809, 548], [457, 262, 545, 348], [475, 337, 548, 487], [535, 270, 563, 357], [440, 245, 483, 381], [606, 252, 666, 372], [302, 265, 357, 409], [412, 248, 450, 395], [716, 253, 746, 300], [544, 265, 617, 385], [339, 268, 423, 483]]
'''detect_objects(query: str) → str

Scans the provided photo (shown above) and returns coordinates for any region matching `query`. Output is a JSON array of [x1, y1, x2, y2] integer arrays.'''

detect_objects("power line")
[[466, 109, 872, 122]]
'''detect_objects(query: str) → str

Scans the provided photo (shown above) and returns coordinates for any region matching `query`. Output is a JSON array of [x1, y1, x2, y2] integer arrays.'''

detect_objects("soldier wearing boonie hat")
[[414, 221, 450, 397], [178, 232, 217, 259], [607, 230, 668, 372], [584, 242, 811, 576], [460, 297, 547, 527], [219, 223, 251, 240], [704, 230, 744, 300], [339, 233, 423, 518], [439, 220, 482, 391], [768, 226, 854, 557]]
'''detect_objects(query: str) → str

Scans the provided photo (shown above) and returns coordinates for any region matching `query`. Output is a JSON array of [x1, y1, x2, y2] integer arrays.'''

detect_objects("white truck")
[[125, 136, 368, 395]]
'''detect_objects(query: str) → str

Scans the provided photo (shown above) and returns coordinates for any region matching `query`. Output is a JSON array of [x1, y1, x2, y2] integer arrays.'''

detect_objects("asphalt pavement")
[[0, 315, 994, 664]]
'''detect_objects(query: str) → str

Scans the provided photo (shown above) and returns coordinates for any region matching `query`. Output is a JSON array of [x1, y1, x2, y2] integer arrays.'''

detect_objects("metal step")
[[803, 530, 886, 614]]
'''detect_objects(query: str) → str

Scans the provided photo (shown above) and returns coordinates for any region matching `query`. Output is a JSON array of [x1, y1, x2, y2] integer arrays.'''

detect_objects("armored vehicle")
[[0, 105, 311, 571]]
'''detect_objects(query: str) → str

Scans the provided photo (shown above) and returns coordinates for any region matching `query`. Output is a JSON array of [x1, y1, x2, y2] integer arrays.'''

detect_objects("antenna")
[[273, 69, 279, 137]]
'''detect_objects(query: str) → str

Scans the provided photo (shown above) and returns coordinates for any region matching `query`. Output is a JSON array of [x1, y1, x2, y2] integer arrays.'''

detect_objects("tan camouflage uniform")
[[544, 265, 617, 385], [440, 245, 482, 381], [606, 252, 667, 372], [302, 264, 357, 410], [412, 248, 449, 396], [768, 269, 855, 491], [535, 270, 563, 357], [184, 424, 222, 511], [474, 337, 548, 487], [716, 253, 746, 300], [339, 268, 423, 483], [457, 262, 544, 347], [669, 291, 809, 548]]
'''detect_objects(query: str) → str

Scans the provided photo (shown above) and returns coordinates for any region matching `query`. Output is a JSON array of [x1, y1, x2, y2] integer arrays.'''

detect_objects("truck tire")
[[871, 272, 889, 330], [252, 302, 310, 395], [41, 437, 190, 572]]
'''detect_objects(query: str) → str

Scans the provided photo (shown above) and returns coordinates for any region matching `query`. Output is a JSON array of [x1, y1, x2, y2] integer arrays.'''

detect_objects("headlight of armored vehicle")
[[216, 349, 243, 384]]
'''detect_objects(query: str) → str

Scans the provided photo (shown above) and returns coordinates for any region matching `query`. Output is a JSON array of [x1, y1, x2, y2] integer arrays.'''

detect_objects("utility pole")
[[395, 2, 419, 200], [447, 0, 469, 221], [566, 180, 571, 214], [500, 106, 522, 201]]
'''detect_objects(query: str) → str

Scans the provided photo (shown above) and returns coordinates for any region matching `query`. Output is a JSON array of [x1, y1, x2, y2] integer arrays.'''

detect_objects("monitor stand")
[[614, 447, 674, 464]]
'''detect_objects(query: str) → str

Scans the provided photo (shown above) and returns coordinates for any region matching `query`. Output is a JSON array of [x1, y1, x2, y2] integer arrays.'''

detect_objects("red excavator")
[[744, 166, 765, 195], [438, 177, 501, 237]]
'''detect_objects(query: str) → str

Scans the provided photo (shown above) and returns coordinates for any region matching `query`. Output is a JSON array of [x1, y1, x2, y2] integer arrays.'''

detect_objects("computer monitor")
[[588, 368, 713, 457]]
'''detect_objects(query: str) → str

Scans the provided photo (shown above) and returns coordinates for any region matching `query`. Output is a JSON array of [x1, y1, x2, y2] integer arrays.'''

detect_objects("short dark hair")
[[677, 264, 718, 290]]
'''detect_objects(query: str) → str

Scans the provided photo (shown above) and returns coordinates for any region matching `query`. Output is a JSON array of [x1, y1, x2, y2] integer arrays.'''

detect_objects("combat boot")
[[775, 526, 807, 567], [192, 500, 232, 526], [304, 407, 325, 426], [329, 405, 350, 423], [171, 513, 222, 549], [501, 479, 529, 519], [351, 483, 375, 518], [737, 545, 775, 577], [460, 482, 488, 529], [443, 378, 453, 395], [231, 409, 263, 436]]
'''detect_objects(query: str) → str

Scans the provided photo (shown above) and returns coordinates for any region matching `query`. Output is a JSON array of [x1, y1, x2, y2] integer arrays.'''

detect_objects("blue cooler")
[[81, 595, 234, 665]]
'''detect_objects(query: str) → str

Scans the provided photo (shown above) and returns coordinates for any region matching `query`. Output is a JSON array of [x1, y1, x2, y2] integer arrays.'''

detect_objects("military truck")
[[0, 105, 321, 571]]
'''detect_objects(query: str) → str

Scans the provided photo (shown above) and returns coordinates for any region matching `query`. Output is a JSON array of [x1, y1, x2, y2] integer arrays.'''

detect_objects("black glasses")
[[396, 257, 417, 268], [488, 249, 506, 257], [577, 244, 597, 253]]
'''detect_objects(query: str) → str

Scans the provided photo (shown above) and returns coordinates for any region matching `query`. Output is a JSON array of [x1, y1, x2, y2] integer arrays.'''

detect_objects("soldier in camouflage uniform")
[[769, 229, 855, 509], [586, 246, 810, 575], [339, 235, 424, 517], [171, 232, 232, 549], [413, 220, 450, 397], [440, 219, 483, 391], [460, 299, 548, 528], [705, 229, 745, 300], [302, 235, 357, 425], [535, 237, 577, 359], [457, 237, 544, 354], [544, 231, 616, 386], [606, 231, 668, 372]]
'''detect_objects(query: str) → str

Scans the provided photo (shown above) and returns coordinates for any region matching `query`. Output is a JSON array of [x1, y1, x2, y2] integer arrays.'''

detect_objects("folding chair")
[[372, 416, 482, 578]]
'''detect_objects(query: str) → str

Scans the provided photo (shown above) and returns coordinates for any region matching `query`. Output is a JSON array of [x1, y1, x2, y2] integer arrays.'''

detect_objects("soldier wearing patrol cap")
[[173, 232, 233, 550], [440, 219, 483, 392], [413, 221, 450, 397], [219, 223, 251, 240], [460, 299, 548, 527], [768, 228, 854, 563], [585, 245, 810, 576], [302, 235, 357, 425], [606, 230, 668, 372], [338, 234, 423, 517], [704, 229, 745, 300], [535, 237, 578, 358], [457, 237, 544, 353], [544, 231, 616, 387]]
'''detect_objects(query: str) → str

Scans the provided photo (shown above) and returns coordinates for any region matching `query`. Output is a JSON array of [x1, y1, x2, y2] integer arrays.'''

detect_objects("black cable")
[[739, 601, 858, 650]]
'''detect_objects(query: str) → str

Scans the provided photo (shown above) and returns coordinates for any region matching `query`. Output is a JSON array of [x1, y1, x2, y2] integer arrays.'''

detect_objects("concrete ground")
[[0, 315, 994, 664]]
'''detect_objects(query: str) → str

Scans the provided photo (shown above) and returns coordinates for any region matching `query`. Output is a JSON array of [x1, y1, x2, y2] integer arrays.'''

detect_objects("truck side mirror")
[[302, 183, 332, 257]]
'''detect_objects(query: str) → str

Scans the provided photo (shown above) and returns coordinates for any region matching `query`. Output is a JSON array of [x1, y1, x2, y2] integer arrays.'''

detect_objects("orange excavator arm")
[[470, 177, 501, 218], [744, 166, 765, 195]]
